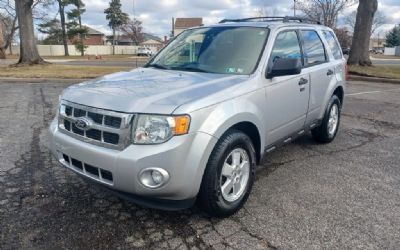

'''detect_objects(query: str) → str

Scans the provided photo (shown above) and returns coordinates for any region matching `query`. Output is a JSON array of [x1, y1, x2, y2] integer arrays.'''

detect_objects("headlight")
[[132, 114, 190, 144]]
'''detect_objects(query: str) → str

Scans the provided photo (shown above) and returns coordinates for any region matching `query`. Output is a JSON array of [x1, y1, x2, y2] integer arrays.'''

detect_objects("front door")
[[263, 30, 310, 145]]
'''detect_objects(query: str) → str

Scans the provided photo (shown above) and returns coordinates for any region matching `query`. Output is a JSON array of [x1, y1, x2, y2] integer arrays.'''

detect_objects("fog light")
[[151, 170, 163, 184], [139, 168, 170, 189]]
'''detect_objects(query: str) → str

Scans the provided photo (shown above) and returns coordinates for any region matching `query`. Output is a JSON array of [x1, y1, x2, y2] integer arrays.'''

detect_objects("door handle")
[[298, 78, 308, 86], [327, 69, 334, 76]]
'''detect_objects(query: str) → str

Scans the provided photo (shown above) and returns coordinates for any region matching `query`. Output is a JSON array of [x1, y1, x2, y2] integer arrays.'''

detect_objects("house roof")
[[114, 33, 162, 44], [175, 18, 203, 29], [85, 26, 105, 35], [143, 33, 162, 43]]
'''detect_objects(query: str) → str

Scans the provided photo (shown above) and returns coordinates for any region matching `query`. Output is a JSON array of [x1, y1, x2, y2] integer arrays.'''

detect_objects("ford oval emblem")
[[74, 117, 92, 131]]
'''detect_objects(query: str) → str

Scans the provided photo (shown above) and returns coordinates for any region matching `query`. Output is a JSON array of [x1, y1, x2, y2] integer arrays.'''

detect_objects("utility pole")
[[133, 0, 136, 20], [294, 0, 297, 16]]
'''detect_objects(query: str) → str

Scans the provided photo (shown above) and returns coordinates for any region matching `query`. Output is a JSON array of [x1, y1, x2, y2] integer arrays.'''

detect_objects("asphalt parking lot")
[[0, 79, 399, 249]]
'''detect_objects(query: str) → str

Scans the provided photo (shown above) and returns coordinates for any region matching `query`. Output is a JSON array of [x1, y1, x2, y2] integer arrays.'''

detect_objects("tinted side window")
[[269, 31, 302, 66], [300, 30, 326, 66], [323, 31, 342, 60]]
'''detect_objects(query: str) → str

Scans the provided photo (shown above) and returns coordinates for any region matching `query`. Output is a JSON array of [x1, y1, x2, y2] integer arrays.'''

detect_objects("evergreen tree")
[[385, 25, 400, 47], [38, 18, 63, 45], [67, 0, 87, 56], [104, 0, 129, 54]]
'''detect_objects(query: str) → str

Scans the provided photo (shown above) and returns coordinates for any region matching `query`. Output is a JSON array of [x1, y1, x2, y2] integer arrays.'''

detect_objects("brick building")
[[69, 26, 105, 46], [173, 18, 203, 37]]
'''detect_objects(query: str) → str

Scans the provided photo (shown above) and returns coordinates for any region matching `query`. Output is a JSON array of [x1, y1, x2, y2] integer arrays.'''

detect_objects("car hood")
[[62, 68, 249, 114]]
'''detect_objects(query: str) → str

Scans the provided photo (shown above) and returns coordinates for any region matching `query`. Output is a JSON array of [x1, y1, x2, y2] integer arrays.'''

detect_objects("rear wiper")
[[147, 63, 168, 70]]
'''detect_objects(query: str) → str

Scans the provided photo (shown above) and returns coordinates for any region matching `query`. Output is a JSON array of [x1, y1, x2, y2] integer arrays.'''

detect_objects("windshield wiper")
[[173, 66, 211, 73], [147, 63, 169, 70]]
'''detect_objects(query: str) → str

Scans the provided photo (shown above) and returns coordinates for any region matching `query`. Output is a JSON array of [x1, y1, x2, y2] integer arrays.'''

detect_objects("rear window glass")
[[300, 30, 327, 66], [323, 31, 342, 60]]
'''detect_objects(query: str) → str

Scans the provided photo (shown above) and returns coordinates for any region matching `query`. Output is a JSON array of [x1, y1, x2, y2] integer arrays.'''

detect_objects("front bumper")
[[48, 118, 217, 206]]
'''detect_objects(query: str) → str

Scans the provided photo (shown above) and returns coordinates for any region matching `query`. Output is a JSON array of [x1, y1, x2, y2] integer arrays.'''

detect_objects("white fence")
[[9, 45, 140, 56], [384, 46, 400, 56], [38, 45, 139, 56]]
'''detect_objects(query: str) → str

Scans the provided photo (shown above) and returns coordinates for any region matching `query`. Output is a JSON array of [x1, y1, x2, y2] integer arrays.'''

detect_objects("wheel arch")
[[229, 122, 262, 165], [333, 85, 344, 107]]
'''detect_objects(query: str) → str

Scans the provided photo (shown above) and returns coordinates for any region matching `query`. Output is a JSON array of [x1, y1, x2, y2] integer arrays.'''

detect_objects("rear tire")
[[312, 95, 341, 143], [198, 129, 256, 217]]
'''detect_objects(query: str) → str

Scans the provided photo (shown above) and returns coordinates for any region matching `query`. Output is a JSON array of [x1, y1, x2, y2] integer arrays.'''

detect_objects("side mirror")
[[267, 58, 302, 79]]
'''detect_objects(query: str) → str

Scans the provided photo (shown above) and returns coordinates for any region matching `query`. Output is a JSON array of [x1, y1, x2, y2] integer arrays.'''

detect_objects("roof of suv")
[[198, 16, 330, 31]]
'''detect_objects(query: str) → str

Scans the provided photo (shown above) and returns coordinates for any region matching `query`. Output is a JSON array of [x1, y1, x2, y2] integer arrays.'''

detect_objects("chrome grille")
[[58, 101, 134, 150]]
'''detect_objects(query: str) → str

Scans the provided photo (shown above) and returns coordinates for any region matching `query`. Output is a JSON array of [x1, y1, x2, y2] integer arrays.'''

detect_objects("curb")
[[0, 78, 88, 83], [349, 75, 400, 84], [370, 57, 400, 61]]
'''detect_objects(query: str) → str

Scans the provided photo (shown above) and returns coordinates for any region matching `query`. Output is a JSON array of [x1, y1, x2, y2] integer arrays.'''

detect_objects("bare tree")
[[345, 10, 387, 35], [254, 7, 279, 17], [0, 13, 18, 59], [0, 0, 18, 59], [14, 0, 46, 65], [347, 0, 378, 66], [296, 0, 356, 28], [120, 18, 144, 45], [334, 27, 352, 48]]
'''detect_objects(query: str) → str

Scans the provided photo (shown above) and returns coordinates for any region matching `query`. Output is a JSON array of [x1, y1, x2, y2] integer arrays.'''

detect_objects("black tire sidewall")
[[199, 130, 256, 216], [319, 95, 341, 141], [311, 95, 342, 143]]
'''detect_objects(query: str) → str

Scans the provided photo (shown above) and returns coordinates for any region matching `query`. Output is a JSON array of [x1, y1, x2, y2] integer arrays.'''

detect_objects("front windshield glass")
[[147, 27, 269, 75]]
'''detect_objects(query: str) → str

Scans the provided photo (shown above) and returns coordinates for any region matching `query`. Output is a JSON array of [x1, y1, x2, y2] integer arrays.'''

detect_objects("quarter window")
[[323, 31, 342, 60], [269, 31, 302, 66], [300, 30, 327, 66]]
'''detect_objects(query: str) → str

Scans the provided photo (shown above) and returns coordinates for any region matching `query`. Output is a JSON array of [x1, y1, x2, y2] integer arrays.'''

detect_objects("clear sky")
[[61, 0, 400, 38]]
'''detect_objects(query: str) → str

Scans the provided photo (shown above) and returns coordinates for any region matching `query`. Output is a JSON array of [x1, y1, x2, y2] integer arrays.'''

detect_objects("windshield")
[[146, 27, 269, 75]]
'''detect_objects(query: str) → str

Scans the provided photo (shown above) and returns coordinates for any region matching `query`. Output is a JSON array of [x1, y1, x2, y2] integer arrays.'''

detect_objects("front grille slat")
[[86, 129, 102, 141], [64, 120, 71, 131], [61, 153, 113, 185], [71, 158, 83, 170], [84, 164, 99, 177], [71, 123, 84, 136], [73, 108, 86, 117], [59, 102, 133, 150], [65, 106, 73, 116], [104, 116, 122, 128], [88, 112, 103, 124], [103, 132, 119, 144]]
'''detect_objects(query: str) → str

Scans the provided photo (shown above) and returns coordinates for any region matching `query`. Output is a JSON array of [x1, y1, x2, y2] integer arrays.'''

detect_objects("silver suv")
[[49, 17, 346, 217]]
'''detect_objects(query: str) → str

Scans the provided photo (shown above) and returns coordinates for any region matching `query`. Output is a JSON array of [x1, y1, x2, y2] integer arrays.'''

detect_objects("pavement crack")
[[229, 208, 279, 249], [342, 113, 400, 130]]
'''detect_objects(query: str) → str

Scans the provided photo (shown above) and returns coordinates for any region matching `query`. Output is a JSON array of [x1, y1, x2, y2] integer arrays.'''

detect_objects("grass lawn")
[[4, 54, 150, 62], [0, 64, 131, 79], [349, 65, 400, 79], [43, 54, 150, 61]]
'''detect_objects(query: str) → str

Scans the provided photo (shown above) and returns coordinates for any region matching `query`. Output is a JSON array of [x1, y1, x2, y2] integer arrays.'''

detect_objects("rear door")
[[263, 30, 310, 145], [322, 30, 346, 86], [298, 30, 334, 124]]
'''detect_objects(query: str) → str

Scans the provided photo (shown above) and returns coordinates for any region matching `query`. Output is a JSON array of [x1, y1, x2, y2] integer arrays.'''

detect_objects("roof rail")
[[219, 16, 321, 25]]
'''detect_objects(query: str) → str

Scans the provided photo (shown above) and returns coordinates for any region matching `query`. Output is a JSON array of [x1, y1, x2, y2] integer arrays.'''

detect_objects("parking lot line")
[[346, 87, 400, 96]]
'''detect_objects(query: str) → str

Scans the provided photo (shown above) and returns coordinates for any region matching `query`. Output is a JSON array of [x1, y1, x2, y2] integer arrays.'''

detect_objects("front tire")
[[312, 95, 341, 143], [198, 130, 256, 217]]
